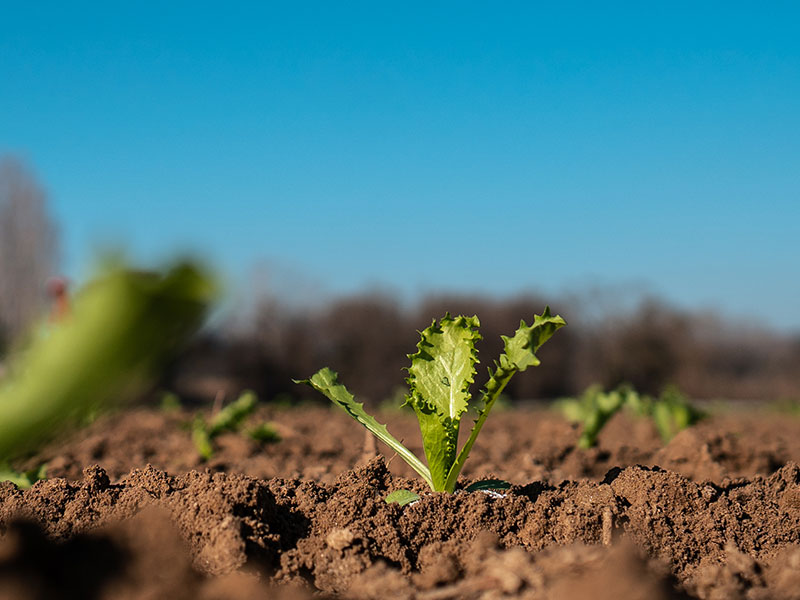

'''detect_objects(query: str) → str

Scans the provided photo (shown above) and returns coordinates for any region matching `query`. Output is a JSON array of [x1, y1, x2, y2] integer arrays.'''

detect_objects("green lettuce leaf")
[[296, 367, 433, 488], [406, 314, 480, 491], [385, 489, 420, 506], [443, 308, 565, 492]]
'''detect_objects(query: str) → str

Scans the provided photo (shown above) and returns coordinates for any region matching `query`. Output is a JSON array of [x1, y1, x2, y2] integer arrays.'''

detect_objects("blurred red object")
[[46, 276, 70, 323]]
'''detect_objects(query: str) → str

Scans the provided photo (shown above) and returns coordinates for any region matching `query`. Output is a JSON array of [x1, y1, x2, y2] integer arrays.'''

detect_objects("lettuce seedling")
[[556, 384, 642, 449], [652, 385, 704, 442], [297, 308, 565, 492], [192, 391, 281, 460], [558, 383, 703, 447]]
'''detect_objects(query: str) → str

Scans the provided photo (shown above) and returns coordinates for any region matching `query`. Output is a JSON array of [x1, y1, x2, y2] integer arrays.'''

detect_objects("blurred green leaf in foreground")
[[0, 260, 216, 462]]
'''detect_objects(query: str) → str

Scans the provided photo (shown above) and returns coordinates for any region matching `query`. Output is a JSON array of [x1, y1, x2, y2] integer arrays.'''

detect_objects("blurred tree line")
[[171, 290, 800, 405], [2, 155, 798, 404], [0, 157, 58, 356]]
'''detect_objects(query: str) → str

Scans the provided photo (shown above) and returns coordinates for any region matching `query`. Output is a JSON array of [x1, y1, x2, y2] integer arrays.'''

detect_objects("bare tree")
[[0, 157, 58, 350]]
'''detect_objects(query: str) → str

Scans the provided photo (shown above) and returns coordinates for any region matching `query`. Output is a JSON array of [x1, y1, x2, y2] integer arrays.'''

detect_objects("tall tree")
[[0, 157, 58, 350]]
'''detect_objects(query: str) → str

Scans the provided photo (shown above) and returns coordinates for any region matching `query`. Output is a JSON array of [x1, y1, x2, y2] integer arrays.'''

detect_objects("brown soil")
[[29, 405, 800, 485], [2, 405, 800, 599]]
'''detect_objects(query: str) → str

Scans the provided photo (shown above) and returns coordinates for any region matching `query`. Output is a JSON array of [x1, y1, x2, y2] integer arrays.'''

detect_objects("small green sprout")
[[159, 391, 182, 413], [192, 391, 281, 460], [385, 489, 420, 506], [556, 384, 641, 449], [651, 385, 705, 442], [297, 308, 565, 493], [770, 397, 800, 416], [247, 422, 281, 443]]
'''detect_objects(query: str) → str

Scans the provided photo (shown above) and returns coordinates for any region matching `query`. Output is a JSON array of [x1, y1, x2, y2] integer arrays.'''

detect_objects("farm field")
[[4, 4, 800, 599], [2, 403, 800, 599]]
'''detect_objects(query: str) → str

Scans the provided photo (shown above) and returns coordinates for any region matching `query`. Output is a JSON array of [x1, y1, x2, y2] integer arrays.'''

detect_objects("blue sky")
[[2, 2, 799, 330]]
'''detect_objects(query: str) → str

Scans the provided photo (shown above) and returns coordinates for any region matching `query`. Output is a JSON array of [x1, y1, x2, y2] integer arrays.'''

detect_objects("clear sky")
[[2, 2, 799, 330]]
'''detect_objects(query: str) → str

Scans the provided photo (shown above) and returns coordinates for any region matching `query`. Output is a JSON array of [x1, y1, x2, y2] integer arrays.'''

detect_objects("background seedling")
[[298, 308, 565, 493], [557, 383, 704, 447], [159, 391, 182, 413], [652, 385, 705, 442], [556, 384, 642, 448], [247, 422, 281, 443], [191, 390, 281, 460]]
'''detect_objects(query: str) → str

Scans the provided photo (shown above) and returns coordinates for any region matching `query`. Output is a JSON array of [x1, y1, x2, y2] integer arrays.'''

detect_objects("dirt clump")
[[0, 510, 319, 600]]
